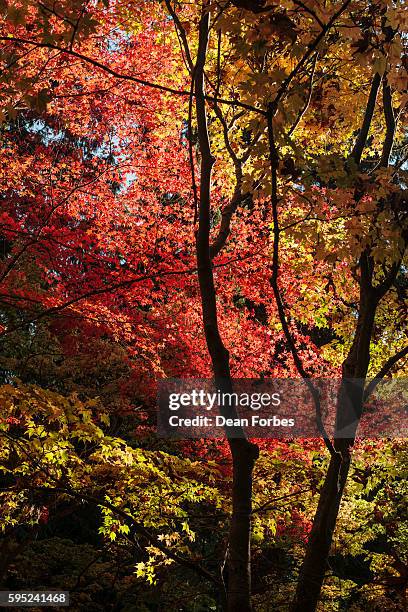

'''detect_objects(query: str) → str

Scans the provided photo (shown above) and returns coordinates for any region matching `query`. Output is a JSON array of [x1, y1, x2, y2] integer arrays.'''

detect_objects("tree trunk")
[[291, 445, 350, 611], [292, 276, 378, 612], [194, 9, 258, 611], [291, 51, 400, 610], [227, 440, 258, 611]]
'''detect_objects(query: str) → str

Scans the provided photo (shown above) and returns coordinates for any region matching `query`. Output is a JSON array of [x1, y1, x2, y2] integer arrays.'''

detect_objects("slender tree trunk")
[[291, 449, 350, 611], [291, 51, 400, 611], [193, 9, 258, 611], [292, 278, 377, 612]]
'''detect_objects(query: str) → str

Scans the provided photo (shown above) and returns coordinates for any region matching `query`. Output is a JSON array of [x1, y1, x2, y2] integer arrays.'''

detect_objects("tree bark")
[[193, 9, 258, 611], [291, 449, 350, 612], [291, 57, 399, 607]]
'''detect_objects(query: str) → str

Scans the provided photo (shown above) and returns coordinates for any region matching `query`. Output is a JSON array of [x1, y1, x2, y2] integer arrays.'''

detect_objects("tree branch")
[[380, 78, 396, 168], [350, 72, 381, 165], [364, 345, 408, 400], [270, 0, 352, 115], [288, 52, 318, 137], [0, 37, 265, 115], [266, 104, 335, 455], [209, 104, 243, 257], [210, 182, 243, 258], [374, 258, 402, 299], [293, 1, 325, 29], [27, 484, 220, 586], [164, 0, 194, 72]]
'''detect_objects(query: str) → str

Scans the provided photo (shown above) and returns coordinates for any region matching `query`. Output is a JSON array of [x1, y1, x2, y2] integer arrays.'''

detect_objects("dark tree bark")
[[291, 450, 350, 611], [290, 56, 405, 610], [291, 276, 378, 612], [194, 8, 258, 611], [291, 252, 406, 612]]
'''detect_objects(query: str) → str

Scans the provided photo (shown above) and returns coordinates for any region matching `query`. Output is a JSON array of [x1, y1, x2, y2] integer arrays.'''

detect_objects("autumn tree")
[[0, 1, 407, 611]]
